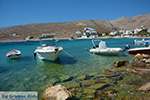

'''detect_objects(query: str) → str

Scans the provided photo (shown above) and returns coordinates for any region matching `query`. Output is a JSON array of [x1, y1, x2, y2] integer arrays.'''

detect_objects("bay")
[[0, 38, 148, 96]]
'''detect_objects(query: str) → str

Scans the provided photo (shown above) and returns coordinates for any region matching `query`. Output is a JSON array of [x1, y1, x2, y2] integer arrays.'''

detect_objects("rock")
[[80, 79, 99, 87], [145, 59, 150, 64], [84, 94, 95, 99], [53, 79, 61, 86], [89, 83, 108, 90], [101, 88, 117, 97], [134, 53, 143, 59], [142, 58, 147, 62], [76, 75, 92, 80], [135, 68, 150, 71], [137, 82, 150, 91], [41, 85, 73, 100], [83, 88, 96, 94], [146, 64, 150, 67], [142, 54, 150, 58], [126, 68, 138, 73], [126, 67, 150, 75], [64, 82, 80, 89], [114, 59, 128, 67], [62, 76, 74, 82], [82, 88, 96, 99], [75, 93, 82, 99], [117, 75, 122, 80], [103, 69, 114, 74], [132, 58, 146, 67]]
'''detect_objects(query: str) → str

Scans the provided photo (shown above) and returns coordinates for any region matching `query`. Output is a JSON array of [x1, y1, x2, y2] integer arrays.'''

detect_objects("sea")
[[0, 38, 148, 97]]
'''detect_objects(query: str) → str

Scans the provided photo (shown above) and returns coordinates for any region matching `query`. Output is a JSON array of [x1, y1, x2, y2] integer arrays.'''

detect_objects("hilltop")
[[110, 14, 150, 29], [0, 14, 150, 42]]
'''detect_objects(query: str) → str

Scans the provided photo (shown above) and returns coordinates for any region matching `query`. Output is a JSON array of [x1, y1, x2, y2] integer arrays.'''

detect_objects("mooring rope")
[[62, 49, 89, 65]]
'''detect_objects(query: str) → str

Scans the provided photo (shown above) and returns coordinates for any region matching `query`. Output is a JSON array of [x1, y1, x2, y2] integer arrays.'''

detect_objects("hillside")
[[0, 14, 150, 42], [110, 14, 150, 29]]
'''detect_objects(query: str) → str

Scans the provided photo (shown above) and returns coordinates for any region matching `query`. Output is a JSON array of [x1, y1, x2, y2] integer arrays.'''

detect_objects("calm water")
[[0, 38, 148, 94]]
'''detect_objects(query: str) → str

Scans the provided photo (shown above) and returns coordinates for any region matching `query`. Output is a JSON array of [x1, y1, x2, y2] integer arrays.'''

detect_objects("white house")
[[81, 35, 88, 38], [102, 33, 105, 36], [89, 35, 98, 38], [109, 31, 117, 35], [12, 33, 17, 37], [124, 30, 133, 35], [147, 28, 150, 33], [134, 29, 142, 34], [119, 30, 126, 34], [75, 31, 82, 34], [82, 27, 98, 38]]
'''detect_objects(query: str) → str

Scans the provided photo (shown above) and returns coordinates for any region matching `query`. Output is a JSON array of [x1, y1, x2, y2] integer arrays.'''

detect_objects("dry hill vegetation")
[[0, 14, 150, 42]]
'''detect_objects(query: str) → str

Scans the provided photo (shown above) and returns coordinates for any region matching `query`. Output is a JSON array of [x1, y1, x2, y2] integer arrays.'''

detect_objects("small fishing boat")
[[90, 40, 123, 55], [133, 38, 150, 46], [128, 47, 150, 54], [69, 37, 74, 41], [34, 35, 63, 61], [6, 50, 21, 59]]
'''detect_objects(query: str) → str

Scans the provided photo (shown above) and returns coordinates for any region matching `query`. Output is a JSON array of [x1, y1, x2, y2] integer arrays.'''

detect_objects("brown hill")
[[0, 20, 117, 42], [0, 14, 150, 42], [110, 14, 150, 29]]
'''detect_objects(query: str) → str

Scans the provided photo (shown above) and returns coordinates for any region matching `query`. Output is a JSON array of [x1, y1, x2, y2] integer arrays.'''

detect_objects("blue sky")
[[0, 0, 150, 28]]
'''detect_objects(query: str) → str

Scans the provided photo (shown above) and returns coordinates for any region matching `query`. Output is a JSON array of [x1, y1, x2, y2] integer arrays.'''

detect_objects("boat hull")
[[128, 48, 150, 54], [35, 46, 63, 61], [90, 48, 123, 55], [7, 55, 21, 59], [36, 50, 62, 61], [6, 50, 21, 59]]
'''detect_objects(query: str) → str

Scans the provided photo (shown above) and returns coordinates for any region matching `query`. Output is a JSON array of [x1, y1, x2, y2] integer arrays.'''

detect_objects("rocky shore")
[[40, 53, 150, 100]]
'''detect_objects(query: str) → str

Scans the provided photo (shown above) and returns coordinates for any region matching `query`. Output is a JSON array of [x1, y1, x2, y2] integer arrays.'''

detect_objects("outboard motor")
[[124, 44, 130, 51], [34, 52, 36, 57], [55, 48, 58, 53]]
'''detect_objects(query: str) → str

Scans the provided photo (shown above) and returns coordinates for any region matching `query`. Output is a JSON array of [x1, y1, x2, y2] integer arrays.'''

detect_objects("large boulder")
[[132, 58, 146, 67], [132, 53, 150, 67], [134, 53, 143, 59], [114, 59, 128, 67], [137, 82, 150, 91], [41, 85, 73, 100]]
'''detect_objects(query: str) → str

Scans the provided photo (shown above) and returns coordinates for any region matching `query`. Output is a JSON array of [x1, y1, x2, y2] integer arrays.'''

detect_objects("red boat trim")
[[128, 49, 150, 54], [6, 54, 21, 58]]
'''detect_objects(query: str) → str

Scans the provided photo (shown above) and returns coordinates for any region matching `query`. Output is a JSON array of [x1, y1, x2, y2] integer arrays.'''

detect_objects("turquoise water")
[[0, 38, 148, 94]]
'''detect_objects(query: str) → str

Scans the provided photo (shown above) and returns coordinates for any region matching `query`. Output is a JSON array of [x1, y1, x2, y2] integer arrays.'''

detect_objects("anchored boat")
[[6, 50, 21, 59], [128, 47, 150, 54], [133, 38, 150, 46], [34, 35, 63, 61], [90, 40, 123, 55]]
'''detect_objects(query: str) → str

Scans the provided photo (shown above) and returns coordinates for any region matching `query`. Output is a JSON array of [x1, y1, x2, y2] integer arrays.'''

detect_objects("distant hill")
[[110, 14, 150, 29], [0, 14, 150, 42]]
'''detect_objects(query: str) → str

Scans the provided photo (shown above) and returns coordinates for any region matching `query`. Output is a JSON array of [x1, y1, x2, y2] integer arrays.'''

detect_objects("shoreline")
[[0, 36, 150, 43]]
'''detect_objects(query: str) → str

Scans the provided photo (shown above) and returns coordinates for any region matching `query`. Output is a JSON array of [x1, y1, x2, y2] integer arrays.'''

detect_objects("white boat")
[[69, 37, 74, 41], [34, 35, 63, 61], [133, 38, 150, 46], [6, 50, 21, 59], [90, 40, 123, 55], [126, 44, 150, 54]]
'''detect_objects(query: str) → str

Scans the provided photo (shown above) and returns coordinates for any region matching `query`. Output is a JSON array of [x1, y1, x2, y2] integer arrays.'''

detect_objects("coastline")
[[0, 36, 149, 43]]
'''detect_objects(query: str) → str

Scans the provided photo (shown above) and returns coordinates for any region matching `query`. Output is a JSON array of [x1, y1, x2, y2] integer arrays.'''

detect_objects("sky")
[[0, 0, 150, 28]]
